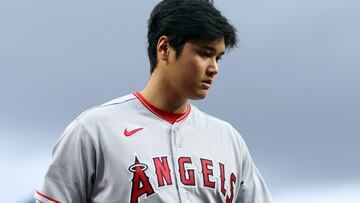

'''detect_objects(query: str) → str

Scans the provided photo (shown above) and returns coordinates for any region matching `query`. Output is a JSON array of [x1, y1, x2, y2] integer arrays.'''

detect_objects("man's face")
[[167, 38, 225, 100]]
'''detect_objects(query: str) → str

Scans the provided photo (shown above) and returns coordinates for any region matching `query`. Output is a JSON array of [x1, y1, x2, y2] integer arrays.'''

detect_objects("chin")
[[189, 91, 208, 100]]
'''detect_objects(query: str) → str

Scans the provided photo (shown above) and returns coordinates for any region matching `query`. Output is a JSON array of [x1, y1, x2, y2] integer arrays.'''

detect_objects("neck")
[[141, 70, 188, 114]]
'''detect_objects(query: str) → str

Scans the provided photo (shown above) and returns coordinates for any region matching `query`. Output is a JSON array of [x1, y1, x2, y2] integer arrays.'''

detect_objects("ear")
[[157, 36, 170, 62]]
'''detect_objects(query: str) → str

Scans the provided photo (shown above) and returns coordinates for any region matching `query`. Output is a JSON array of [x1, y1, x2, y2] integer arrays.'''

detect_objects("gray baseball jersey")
[[35, 93, 272, 203]]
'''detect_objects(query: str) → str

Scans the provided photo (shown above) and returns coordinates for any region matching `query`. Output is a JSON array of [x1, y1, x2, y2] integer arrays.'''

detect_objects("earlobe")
[[157, 36, 170, 61]]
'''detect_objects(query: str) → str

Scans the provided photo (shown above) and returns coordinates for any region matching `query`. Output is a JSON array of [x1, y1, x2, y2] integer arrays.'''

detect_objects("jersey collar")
[[134, 92, 191, 125]]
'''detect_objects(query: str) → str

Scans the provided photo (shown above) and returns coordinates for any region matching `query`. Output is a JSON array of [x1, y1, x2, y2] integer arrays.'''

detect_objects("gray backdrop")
[[1, 0, 359, 202]]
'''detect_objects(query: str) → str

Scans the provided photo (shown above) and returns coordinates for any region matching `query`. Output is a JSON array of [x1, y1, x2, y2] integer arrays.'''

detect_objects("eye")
[[216, 56, 222, 62], [199, 51, 211, 58]]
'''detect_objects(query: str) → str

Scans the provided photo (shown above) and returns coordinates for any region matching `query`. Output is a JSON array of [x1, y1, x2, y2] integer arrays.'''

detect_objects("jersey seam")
[[101, 97, 137, 107], [77, 96, 137, 120]]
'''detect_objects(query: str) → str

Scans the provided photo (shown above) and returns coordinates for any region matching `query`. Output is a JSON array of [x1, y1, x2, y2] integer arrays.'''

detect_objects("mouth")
[[201, 79, 213, 89]]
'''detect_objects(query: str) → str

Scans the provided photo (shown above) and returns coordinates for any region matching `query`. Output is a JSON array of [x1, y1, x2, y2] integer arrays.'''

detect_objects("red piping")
[[134, 92, 191, 124], [36, 191, 61, 203]]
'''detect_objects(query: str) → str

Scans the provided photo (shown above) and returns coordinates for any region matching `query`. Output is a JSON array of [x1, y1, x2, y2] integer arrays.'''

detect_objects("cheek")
[[174, 55, 206, 87], [181, 64, 202, 87], [184, 57, 205, 76]]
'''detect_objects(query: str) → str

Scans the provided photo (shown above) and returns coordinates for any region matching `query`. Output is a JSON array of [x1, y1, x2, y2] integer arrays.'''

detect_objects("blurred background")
[[0, 0, 359, 202]]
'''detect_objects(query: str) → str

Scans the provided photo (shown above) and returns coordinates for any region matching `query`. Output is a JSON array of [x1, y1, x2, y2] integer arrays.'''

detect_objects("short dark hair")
[[147, 0, 238, 74]]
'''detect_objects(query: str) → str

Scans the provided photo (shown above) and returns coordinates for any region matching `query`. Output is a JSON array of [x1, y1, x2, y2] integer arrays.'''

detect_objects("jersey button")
[[178, 143, 182, 148]]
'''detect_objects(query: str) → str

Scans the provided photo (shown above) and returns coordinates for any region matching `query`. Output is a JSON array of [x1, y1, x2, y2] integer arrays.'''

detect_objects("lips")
[[202, 79, 212, 85], [201, 79, 213, 89]]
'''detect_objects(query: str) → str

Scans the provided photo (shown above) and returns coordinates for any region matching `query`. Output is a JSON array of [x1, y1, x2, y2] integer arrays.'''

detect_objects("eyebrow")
[[199, 45, 225, 56]]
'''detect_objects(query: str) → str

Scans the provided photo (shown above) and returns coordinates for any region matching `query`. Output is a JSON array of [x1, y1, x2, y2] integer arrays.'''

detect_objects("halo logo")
[[128, 157, 155, 203]]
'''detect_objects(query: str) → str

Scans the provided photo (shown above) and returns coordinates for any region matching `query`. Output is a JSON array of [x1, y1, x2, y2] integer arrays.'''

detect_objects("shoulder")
[[55, 94, 137, 140], [74, 93, 138, 127], [190, 105, 245, 144], [190, 105, 236, 130]]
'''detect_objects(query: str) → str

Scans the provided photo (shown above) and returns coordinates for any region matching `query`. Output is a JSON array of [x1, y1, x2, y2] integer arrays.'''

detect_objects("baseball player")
[[35, 0, 272, 202]]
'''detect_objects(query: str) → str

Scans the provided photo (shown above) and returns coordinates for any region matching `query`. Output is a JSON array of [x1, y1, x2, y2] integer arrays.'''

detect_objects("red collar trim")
[[134, 92, 191, 125]]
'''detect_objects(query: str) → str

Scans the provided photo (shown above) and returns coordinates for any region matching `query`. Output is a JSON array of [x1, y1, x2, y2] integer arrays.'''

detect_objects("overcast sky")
[[0, 0, 359, 202]]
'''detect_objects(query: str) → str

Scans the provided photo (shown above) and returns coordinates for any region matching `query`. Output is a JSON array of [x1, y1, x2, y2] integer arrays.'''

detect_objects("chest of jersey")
[[89, 114, 240, 203]]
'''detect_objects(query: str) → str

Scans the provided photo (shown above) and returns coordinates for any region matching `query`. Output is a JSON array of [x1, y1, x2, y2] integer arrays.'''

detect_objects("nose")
[[206, 58, 219, 77]]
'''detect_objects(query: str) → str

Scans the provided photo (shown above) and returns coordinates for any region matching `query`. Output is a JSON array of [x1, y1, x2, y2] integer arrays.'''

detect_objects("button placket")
[[172, 123, 182, 149], [185, 192, 190, 199], [170, 124, 187, 203]]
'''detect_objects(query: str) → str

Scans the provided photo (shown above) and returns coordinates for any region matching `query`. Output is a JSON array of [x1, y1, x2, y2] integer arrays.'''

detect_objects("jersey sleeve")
[[34, 119, 96, 203], [234, 131, 273, 203]]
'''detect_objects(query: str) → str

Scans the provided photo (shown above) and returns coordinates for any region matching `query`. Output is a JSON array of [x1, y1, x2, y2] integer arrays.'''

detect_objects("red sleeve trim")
[[36, 191, 61, 203]]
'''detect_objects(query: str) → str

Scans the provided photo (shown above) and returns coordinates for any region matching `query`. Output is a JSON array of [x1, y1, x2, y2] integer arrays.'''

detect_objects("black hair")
[[147, 0, 238, 74]]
